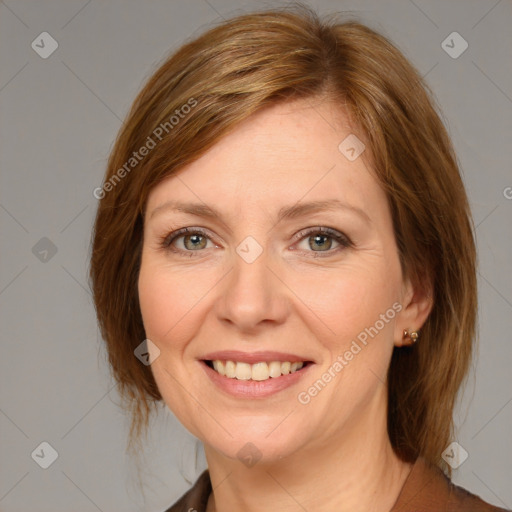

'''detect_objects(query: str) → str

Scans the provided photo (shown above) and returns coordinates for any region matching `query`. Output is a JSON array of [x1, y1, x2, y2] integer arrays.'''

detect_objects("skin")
[[138, 97, 432, 512]]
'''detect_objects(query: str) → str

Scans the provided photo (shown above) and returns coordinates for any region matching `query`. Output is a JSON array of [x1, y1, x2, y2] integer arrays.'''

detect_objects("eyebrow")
[[148, 198, 371, 225]]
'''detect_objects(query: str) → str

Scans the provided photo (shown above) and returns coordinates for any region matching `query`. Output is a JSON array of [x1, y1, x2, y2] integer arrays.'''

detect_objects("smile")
[[199, 350, 314, 398], [206, 360, 307, 381]]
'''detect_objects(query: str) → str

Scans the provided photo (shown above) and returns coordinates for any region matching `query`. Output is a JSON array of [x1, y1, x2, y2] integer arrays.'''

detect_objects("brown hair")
[[89, 3, 476, 478]]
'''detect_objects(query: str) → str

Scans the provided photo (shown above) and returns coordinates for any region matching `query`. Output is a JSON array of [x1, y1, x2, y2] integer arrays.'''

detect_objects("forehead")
[[145, 98, 383, 219]]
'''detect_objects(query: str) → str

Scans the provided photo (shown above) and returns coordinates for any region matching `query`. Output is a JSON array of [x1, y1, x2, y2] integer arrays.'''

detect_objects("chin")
[[206, 437, 304, 468], [197, 413, 315, 467]]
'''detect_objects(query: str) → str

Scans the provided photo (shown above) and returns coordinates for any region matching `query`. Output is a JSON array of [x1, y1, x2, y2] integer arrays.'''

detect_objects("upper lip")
[[201, 350, 313, 364]]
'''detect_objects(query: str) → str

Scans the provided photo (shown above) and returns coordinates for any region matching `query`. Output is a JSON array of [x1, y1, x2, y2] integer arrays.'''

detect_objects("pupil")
[[186, 234, 205, 250], [311, 235, 331, 251]]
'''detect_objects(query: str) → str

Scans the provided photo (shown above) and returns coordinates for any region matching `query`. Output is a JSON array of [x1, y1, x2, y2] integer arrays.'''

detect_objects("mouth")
[[203, 359, 312, 381]]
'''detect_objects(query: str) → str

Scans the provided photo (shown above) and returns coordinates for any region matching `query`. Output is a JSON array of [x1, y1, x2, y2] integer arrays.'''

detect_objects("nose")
[[215, 245, 290, 334]]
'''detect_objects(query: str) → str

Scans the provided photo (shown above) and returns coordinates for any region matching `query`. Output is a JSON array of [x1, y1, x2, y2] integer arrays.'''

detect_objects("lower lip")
[[200, 361, 313, 399]]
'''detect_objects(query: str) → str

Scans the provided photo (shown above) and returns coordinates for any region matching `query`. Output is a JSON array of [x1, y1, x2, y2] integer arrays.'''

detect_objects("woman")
[[89, 4, 509, 511]]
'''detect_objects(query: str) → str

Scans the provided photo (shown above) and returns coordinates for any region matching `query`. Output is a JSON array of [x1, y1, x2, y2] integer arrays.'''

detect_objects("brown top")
[[164, 456, 510, 512]]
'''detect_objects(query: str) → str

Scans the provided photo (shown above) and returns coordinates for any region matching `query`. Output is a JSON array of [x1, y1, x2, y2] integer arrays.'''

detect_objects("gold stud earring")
[[403, 329, 419, 344]]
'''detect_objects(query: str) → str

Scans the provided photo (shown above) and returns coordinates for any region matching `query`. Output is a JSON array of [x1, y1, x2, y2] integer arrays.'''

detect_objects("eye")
[[161, 227, 216, 255], [293, 227, 352, 256], [160, 226, 352, 258]]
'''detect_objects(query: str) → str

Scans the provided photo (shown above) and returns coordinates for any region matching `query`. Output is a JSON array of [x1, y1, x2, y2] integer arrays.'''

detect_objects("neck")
[[203, 389, 413, 512]]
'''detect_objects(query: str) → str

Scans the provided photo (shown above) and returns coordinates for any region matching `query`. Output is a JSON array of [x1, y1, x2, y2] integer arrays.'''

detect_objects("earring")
[[403, 329, 419, 344]]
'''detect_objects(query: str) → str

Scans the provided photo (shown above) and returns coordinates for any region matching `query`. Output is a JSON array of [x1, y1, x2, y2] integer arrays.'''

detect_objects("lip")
[[199, 358, 314, 399], [200, 350, 312, 364]]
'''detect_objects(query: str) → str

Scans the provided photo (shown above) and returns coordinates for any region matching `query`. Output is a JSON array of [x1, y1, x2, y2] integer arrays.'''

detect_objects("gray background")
[[0, 0, 511, 511]]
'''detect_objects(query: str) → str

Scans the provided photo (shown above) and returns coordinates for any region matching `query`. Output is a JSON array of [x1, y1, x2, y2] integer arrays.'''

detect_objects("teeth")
[[235, 362, 252, 380], [252, 362, 269, 381], [212, 360, 225, 376], [268, 361, 282, 378], [225, 360, 236, 378], [210, 360, 304, 380]]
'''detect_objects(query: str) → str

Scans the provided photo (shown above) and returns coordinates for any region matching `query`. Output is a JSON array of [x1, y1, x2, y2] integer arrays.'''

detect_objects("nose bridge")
[[216, 235, 288, 330]]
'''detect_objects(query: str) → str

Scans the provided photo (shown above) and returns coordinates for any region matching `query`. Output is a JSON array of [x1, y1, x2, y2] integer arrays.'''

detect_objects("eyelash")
[[159, 226, 353, 258]]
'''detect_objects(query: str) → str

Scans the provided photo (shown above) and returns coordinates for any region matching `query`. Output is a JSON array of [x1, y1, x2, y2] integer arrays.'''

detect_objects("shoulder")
[[162, 461, 510, 512], [392, 456, 510, 512], [446, 476, 510, 512], [162, 469, 211, 512]]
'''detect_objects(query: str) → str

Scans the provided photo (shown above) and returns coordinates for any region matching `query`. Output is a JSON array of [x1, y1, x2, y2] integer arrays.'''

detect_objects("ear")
[[394, 274, 433, 347]]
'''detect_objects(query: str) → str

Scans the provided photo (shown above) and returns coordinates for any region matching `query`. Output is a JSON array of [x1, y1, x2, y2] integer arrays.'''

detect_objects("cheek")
[[137, 261, 206, 433], [291, 266, 399, 424], [138, 267, 172, 340], [137, 262, 199, 348], [138, 252, 220, 339], [291, 262, 399, 348]]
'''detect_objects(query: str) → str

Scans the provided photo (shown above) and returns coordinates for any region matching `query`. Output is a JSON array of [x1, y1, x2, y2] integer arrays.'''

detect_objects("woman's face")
[[138, 98, 418, 464]]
